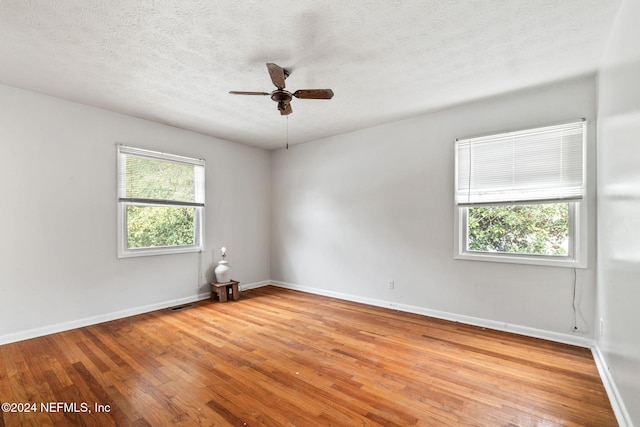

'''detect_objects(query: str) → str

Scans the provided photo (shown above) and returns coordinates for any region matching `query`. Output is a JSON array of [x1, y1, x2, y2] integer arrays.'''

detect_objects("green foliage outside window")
[[467, 203, 569, 256], [125, 155, 198, 249], [127, 206, 195, 248]]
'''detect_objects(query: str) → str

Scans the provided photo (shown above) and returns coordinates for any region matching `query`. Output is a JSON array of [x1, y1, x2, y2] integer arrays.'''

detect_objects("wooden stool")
[[211, 280, 239, 302]]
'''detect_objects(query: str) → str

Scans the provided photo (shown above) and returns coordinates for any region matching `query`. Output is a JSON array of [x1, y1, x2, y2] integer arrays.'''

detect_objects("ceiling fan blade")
[[229, 91, 270, 96], [293, 89, 334, 99], [266, 63, 286, 89], [279, 101, 292, 115]]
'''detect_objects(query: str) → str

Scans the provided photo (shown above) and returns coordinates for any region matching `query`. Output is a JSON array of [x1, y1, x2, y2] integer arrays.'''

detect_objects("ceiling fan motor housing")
[[270, 90, 292, 103]]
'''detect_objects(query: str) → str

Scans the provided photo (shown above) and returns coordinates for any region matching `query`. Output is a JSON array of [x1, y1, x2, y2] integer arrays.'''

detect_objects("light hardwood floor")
[[0, 286, 616, 426]]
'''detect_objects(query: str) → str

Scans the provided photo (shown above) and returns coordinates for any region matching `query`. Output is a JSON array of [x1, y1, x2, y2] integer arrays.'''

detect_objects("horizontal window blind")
[[455, 121, 585, 206], [117, 146, 205, 207]]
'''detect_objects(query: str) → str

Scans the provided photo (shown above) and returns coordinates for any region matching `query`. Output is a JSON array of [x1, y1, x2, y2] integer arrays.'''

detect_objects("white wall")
[[597, 0, 640, 424], [0, 84, 270, 343], [271, 76, 597, 343]]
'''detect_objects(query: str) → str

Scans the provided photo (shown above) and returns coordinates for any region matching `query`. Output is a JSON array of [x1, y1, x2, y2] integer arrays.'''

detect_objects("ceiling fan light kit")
[[230, 63, 334, 115]]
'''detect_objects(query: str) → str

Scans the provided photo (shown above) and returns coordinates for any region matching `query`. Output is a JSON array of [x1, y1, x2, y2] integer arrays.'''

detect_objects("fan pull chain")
[[286, 115, 289, 150]]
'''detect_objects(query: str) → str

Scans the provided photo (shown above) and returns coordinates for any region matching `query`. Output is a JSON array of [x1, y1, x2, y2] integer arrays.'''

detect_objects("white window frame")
[[117, 145, 205, 258], [453, 121, 587, 268]]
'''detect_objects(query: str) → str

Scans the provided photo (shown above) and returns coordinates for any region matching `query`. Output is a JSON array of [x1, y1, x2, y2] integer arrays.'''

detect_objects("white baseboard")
[[239, 280, 270, 291], [269, 281, 594, 348], [2, 279, 590, 349], [592, 345, 634, 427], [0, 280, 266, 346]]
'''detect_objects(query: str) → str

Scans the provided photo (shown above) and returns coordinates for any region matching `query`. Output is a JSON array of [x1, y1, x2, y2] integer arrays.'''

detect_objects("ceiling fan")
[[229, 63, 334, 115]]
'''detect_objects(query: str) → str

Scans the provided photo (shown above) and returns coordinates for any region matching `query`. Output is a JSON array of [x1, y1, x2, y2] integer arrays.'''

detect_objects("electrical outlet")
[[388, 280, 395, 290], [600, 318, 605, 335]]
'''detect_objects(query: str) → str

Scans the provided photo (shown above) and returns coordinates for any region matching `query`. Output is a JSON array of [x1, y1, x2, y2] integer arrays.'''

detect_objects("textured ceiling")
[[0, 0, 622, 150]]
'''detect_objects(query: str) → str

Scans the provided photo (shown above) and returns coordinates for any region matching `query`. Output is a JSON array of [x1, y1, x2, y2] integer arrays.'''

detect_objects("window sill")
[[454, 252, 586, 269], [117, 245, 202, 259]]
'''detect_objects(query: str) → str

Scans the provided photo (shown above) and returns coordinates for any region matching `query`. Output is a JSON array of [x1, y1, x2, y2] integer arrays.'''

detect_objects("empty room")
[[1, 1, 639, 426]]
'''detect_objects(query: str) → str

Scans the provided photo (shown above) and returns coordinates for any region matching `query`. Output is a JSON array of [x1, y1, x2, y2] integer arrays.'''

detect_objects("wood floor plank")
[[0, 286, 617, 426]]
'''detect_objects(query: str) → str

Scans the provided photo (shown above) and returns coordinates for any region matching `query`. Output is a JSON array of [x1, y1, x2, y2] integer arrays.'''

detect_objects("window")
[[454, 121, 586, 267], [117, 145, 205, 258]]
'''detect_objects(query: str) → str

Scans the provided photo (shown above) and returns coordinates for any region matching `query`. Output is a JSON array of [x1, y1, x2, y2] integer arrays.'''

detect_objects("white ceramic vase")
[[215, 260, 231, 283]]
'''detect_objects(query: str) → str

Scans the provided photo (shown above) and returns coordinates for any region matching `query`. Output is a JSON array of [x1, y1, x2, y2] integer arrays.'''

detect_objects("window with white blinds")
[[117, 145, 205, 258], [453, 120, 587, 268], [455, 121, 585, 206]]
